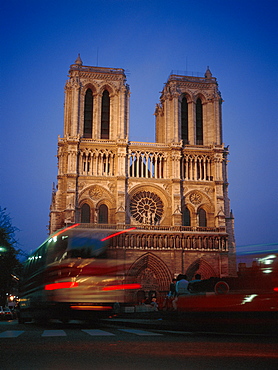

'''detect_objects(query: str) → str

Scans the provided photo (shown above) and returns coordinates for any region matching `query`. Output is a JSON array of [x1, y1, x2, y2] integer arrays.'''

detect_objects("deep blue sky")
[[1, 0, 277, 255]]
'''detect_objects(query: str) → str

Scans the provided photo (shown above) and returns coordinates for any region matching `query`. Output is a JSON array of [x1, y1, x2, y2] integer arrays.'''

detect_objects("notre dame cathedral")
[[49, 55, 236, 295]]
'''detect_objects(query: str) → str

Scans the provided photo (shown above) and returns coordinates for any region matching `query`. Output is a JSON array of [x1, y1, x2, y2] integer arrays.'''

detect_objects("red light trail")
[[101, 227, 136, 241]]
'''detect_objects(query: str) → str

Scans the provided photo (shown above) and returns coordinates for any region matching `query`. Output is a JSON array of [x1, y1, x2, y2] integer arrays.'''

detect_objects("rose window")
[[189, 192, 202, 205], [130, 191, 163, 224], [89, 186, 103, 200]]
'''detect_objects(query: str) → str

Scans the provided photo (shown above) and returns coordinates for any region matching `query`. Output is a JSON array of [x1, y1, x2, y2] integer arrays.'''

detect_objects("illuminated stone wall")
[[49, 56, 236, 291]]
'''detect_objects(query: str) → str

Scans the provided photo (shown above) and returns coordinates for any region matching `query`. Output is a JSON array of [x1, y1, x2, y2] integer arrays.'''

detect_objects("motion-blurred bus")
[[18, 224, 140, 323], [176, 245, 278, 333], [235, 244, 278, 293], [187, 244, 278, 295]]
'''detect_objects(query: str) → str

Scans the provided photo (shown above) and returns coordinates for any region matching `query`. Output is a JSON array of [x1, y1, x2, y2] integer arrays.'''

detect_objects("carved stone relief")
[[89, 186, 103, 200], [189, 192, 202, 205]]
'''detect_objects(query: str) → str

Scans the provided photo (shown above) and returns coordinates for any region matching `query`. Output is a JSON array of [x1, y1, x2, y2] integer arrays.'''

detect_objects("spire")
[[75, 54, 83, 65], [205, 66, 212, 79]]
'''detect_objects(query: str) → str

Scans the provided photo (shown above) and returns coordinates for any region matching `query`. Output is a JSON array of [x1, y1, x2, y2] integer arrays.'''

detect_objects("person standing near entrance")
[[168, 278, 177, 298], [176, 274, 190, 295], [173, 274, 190, 310], [188, 273, 202, 293]]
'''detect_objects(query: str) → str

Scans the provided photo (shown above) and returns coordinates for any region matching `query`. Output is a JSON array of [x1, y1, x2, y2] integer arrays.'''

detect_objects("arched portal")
[[126, 252, 172, 293], [186, 258, 217, 280]]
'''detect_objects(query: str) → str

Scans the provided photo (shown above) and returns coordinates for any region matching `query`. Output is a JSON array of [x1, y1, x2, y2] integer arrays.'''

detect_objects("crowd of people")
[[137, 273, 202, 311]]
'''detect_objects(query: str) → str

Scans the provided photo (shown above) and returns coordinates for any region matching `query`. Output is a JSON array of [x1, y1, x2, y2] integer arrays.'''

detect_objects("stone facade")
[[49, 55, 236, 296]]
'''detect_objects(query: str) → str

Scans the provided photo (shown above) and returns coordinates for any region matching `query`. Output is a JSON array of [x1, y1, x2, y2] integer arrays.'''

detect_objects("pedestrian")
[[168, 278, 177, 298], [173, 274, 190, 310], [164, 278, 177, 310], [188, 273, 202, 293], [191, 273, 201, 283], [151, 297, 158, 311]]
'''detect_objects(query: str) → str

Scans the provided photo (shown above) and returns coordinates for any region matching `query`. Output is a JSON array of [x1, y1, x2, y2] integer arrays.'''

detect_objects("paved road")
[[0, 320, 277, 370]]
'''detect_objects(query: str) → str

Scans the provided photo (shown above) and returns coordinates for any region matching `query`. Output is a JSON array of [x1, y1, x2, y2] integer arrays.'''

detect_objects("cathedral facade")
[[49, 55, 236, 296]]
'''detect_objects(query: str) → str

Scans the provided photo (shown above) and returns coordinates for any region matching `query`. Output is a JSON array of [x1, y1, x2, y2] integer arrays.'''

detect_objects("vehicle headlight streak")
[[258, 254, 276, 264], [241, 294, 258, 305]]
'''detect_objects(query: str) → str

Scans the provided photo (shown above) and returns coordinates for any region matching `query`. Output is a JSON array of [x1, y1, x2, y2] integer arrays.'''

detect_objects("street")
[[0, 319, 277, 370]]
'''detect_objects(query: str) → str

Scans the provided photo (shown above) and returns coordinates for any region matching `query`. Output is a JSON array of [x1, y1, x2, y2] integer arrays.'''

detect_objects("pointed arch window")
[[101, 90, 110, 139], [99, 204, 108, 224], [196, 98, 203, 145], [81, 203, 91, 223], [84, 89, 93, 138], [183, 207, 191, 226], [181, 97, 188, 144], [198, 208, 207, 227]]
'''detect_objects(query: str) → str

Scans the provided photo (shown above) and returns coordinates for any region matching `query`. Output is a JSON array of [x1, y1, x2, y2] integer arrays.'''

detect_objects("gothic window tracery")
[[181, 154, 212, 181], [183, 206, 191, 226], [101, 90, 110, 139], [198, 208, 207, 227], [99, 204, 108, 224], [130, 191, 164, 225], [196, 98, 203, 145], [129, 151, 165, 179], [81, 203, 91, 223], [84, 89, 93, 138], [80, 150, 115, 176], [181, 97, 188, 144]]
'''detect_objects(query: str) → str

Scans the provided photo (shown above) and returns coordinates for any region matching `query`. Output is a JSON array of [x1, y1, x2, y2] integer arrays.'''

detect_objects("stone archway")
[[126, 252, 172, 292], [186, 257, 217, 280]]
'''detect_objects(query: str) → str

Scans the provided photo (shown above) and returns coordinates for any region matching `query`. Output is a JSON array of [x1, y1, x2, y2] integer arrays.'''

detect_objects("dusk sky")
[[1, 0, 277, 255]]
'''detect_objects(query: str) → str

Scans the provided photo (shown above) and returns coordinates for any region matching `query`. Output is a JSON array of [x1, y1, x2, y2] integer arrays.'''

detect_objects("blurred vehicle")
[[176, 248, 278, 333], [17, 224, 140, 324], [0, 306, 13, 320], [0, 306, 4, 320], [4, 307, 13, 320], [188, 247, 278, 296]]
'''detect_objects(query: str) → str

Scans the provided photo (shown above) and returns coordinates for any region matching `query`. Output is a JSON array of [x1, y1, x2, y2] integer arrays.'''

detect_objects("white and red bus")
[[18, 224, 140, 323]]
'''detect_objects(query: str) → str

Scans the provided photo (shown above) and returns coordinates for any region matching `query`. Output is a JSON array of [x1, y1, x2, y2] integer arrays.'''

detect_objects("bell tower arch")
[[63, 55, 129, 141], [155, 67, 223, 146], [49, 55, 130, 232]]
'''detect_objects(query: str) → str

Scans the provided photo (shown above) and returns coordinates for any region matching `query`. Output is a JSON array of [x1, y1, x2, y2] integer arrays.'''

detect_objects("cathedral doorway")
[[126, 252, 172, 302], [186, 257, 217, 280]]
